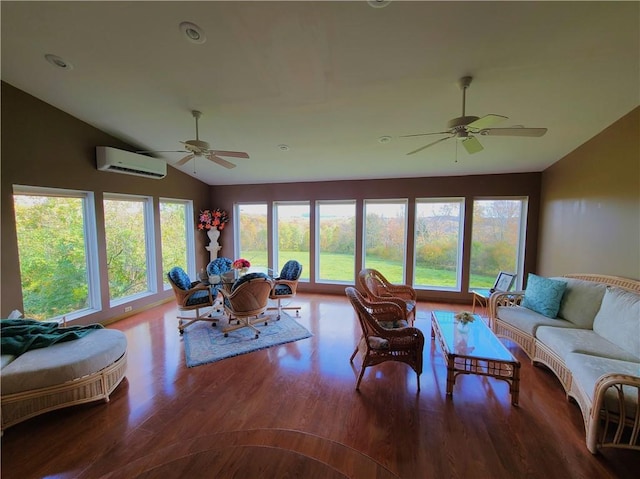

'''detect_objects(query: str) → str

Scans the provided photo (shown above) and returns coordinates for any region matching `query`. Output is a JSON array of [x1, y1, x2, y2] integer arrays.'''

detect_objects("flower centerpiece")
[[454, 311, 475, 332], [232, 258, 251, 274], [197, 209, 229, 231]]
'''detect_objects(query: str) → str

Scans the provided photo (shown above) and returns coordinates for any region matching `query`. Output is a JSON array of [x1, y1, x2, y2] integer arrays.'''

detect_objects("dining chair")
[[167, 266, 220, 334], [219, 272, 274, 339], [345, 286, 424, 391], [358, 268, 417, 325], [268, 260, 303, 319]]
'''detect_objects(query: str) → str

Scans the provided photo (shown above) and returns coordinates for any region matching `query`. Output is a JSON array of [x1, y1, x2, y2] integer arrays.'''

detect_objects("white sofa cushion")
[[1, 328, 127, 395], [592, 287, 640, 359], [496, 305, 577, 336], [565, 352, 640, 416], [555, 278, 607, 329], [536, 326, 640, 363]]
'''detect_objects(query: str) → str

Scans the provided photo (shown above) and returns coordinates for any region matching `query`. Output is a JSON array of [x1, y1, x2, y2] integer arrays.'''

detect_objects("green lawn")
[[241, 250, 494, 288]]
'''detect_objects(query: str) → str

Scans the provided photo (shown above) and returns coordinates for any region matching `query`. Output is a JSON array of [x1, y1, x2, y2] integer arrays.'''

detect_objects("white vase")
[[207, 228, 220, 247]]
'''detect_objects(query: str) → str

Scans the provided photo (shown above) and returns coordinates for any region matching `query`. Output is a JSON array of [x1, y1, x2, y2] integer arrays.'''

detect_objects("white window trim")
[[315, 199, 357, 285], [159, 198, 195, 290]]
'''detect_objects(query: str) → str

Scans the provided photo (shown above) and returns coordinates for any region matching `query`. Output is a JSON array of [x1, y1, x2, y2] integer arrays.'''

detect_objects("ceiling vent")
[[96, 147, 167, 179]]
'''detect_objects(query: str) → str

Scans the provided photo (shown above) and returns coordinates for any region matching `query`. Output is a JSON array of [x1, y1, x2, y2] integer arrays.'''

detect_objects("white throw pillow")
[[592, 287, 640, 359]]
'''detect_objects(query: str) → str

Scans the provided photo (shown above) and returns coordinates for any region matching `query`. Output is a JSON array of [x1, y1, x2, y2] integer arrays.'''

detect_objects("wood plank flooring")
[[1, 293, 637, 478]]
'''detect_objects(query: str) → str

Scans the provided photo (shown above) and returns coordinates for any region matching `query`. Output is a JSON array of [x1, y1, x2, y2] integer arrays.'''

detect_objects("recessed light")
[[367, 0, 392, 9], [378, 136, 392, 144], [278, 144, 290, 151], [179, 21, 206, 44], [44, 54, 73, 70]]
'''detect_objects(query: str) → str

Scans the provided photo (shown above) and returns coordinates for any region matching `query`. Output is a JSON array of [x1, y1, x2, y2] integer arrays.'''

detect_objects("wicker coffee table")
[[431, 310, 521, 406]]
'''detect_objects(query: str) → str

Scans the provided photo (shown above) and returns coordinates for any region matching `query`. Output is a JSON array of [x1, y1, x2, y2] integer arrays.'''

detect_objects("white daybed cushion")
[[1, 355, 16, 369], [565, 352, 640, 416], [555, 278, 607, 329], [592, 287, 640, 359], [495, 305, 578, 336], [1, 329, 127, 395], [536, 326, 640, 363]]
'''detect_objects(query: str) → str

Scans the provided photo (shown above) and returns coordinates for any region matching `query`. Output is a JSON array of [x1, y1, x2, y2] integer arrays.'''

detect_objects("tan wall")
[[538, 107, 640, 280], [1, 82, 211, 321], [212, 173, 542, 301]]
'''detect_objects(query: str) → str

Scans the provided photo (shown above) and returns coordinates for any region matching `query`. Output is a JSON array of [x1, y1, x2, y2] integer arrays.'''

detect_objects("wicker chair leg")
[[355, 366, 367, 390]]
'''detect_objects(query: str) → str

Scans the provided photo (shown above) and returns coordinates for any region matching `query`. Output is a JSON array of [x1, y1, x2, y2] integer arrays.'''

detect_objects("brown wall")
[[212, 173, 542, 301], [538, 107, 640, 280], [1, 82, 211, 321]]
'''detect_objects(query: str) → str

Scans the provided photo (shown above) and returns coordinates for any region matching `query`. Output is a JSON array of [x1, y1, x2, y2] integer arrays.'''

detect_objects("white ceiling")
[[2, 1, 638, 186]]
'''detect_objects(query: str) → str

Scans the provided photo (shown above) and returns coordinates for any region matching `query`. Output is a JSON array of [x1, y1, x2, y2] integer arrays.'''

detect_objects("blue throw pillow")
[[522, 273, 567, 318]]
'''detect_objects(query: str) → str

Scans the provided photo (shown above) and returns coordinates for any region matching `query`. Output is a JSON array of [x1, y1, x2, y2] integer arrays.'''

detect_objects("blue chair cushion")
[[207, 257, 233, 276], [185, 290, 212, 306], [272, 284, 293, 296], [168, 267, 192, 291], [278, 260, 302, 281]]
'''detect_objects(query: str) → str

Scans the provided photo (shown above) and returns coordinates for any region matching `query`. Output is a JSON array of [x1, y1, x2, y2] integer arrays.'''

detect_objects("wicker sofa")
[[1, 327, 127, 430], [489, 274, 640, 454]]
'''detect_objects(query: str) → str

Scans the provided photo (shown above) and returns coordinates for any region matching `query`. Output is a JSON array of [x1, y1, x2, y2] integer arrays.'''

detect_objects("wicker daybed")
[[489, 274, 640, 453], [1, 327, 127, 430]]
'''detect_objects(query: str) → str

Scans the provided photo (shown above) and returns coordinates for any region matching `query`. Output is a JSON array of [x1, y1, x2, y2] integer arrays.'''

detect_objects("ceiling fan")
[[137, 110, 249, 169], [401, 76, 547, 156]]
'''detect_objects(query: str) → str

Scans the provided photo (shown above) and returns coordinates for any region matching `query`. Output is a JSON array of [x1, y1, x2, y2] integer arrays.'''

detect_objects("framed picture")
[[491, 271, 516, 293]]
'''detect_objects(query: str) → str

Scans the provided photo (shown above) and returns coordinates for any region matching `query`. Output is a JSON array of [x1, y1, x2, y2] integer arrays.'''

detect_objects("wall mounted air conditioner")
[[96, 146, 167, 179]]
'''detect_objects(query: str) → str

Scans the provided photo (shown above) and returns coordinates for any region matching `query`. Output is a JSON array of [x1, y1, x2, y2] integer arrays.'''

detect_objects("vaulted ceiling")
[[2, 1, 638, 185]]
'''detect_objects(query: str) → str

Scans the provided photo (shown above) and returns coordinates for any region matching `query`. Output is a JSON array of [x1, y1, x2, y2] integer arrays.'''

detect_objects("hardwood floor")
[[1, 293, 637, 478]]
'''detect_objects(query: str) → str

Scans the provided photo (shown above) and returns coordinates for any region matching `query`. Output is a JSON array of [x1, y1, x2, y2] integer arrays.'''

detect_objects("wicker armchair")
[[168, 267, 220, 335], [269, 260, 303, 319], [358, 268, 417, 324], [345, 286, 424, 391], [220, 272, 274, 339]]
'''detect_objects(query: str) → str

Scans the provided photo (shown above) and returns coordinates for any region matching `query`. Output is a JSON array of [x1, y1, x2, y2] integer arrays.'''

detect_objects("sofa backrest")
[[553, 277, 607, 329]]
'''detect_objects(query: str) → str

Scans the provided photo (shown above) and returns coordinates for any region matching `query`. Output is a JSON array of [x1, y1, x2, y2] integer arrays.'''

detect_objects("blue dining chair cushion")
[[272, 284, 293, 296], [185, 290, 212, 306], [279, 260, 302, 281], [168, 267, 192, 291], [207, 257, 233, 276]]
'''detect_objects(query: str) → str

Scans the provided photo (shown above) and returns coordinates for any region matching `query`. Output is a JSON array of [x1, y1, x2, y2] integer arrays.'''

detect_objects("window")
[[363, 200, 407, 284], [159, 199, 195, 288], [12, 186, 100, 320], [104, 194, 155, 303], [316, 201, 356, 283], [236, 203, 268, 267], [274, 202, 310, 280], [414, 199, 464, 290], [469, 198, 527, 290]]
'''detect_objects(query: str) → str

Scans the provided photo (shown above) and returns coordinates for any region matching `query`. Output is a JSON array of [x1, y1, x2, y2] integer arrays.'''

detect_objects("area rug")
[[183, 312, 312, 368]]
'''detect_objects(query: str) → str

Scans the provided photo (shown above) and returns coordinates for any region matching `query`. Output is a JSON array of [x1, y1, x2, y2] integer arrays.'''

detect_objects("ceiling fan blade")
[[135, 150, 185, 154], [406, 135, 453, 155], [461, 136, 484, 154], [466, 114, 508, 131], [479, 127, 547, 137], [212, 150, 250, 159], [400, 131, 451, 138], [176, 154, 194, 166], [208, 154, 237, 169]]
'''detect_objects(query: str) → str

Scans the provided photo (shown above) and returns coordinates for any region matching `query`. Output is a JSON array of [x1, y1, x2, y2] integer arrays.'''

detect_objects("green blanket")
[[0, 319, 103, 356]]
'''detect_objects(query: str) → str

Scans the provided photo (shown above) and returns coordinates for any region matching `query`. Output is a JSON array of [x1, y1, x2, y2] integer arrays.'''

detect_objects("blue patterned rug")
[[183, 312, 312, 368]]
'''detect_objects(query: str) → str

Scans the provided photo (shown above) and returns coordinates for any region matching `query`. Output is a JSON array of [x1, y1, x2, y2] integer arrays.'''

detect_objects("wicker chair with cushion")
[[167, 267, 220, 335], [220, 272, 274, 339], [358, 268, 417, 325], [345, 286, 424, 391], [269, 260, 303, 319], [207, 257, 233, 283]]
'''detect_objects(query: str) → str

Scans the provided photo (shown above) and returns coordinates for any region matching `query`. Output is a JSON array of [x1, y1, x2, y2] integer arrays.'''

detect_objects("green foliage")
[[14, 196, 89, 320], [160, 202, 188, 280]]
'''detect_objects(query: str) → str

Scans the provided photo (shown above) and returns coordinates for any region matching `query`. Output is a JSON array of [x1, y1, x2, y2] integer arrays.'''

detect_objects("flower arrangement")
[[454, 311, 475, 325], [197, 209, 229, 231], [232, 258, 251, 270]]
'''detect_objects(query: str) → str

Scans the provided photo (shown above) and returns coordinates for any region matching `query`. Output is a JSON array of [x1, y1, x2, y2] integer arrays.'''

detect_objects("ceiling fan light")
[[179, 22, 206, 44]]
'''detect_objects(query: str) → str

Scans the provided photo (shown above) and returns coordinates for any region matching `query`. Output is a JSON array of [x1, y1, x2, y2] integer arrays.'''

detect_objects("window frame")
[[272, 201, 310, 281], [315, 199, 357, 285], [159, 197, 196, 290]]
